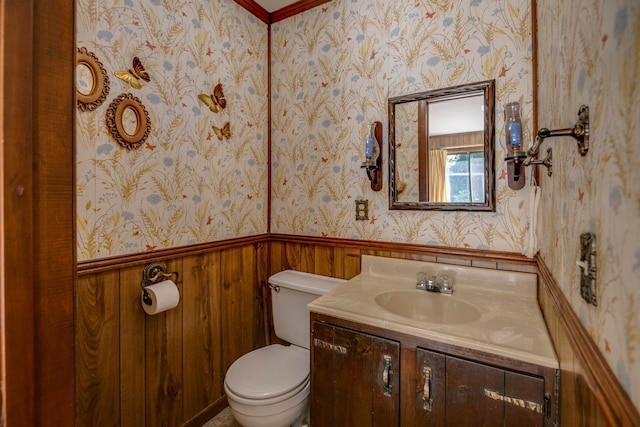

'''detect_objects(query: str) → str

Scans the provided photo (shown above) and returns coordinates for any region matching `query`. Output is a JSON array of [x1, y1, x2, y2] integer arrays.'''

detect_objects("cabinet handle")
[[422, 366, 433, 411], [484, 388, 544, 414], [382, 355, 393, 396]]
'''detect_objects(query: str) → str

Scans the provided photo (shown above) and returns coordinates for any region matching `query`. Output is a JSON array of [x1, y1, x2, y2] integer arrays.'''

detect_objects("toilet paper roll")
[[141, 279, 180, 315]]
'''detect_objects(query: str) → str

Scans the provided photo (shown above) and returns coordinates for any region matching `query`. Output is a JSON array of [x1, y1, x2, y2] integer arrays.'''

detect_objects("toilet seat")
[[224, 344, 309, 402]]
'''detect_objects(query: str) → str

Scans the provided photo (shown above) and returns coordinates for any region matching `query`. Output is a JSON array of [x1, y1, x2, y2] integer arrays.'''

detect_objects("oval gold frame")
[[105, 93, 151, 150], [76, 47, 110, 111]]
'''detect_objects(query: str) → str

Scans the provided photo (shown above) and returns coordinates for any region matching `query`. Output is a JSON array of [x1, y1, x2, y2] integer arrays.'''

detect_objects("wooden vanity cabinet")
[[310, 313, 557, 427], [310, 321, 400, 426]]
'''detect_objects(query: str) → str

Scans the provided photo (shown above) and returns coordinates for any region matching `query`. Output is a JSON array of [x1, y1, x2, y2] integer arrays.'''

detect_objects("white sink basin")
[[374, 290, 482, 324]]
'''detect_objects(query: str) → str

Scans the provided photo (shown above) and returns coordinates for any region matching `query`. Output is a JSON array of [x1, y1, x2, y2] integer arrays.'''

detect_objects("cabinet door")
[[371, 336, 401, 426], [503, 370, 545, 426], [310, 322, 399, 427], [445, 356, 546, 427], [445, 356, 505, 426]]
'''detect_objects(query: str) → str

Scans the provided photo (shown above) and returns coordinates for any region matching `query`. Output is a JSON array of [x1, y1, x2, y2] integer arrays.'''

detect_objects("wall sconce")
[[503, 102, 527, 190], [505, 105, 589, 190], [522, 105, 590, 176], [361, 121, 383, 191]]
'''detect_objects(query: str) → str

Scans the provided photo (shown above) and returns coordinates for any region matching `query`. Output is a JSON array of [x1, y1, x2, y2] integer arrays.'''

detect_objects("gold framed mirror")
[[389, 80, 495, 211], [76, 47, 110, 111], [105, 93, 151, 150]]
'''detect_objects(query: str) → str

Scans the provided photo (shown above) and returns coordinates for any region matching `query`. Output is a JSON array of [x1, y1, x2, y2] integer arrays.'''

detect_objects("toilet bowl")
[[224, 345, 309, 427], [223, 270, 346, 427]]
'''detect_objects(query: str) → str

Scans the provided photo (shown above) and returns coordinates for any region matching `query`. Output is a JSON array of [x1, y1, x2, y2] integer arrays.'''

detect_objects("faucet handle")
[[416, 272, 427, 290], [440, 275, 453, 293]]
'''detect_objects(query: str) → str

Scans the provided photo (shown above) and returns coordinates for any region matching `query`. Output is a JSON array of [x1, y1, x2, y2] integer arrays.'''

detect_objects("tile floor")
[[202, 406, 312, 427], [201, 407, 241, 427]]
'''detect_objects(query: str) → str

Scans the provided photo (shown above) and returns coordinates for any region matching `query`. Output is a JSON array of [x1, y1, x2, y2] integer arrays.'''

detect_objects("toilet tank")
[[268, 270, 346, 349]]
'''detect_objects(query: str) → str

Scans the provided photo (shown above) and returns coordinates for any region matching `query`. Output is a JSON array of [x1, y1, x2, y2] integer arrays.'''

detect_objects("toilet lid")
[[225, 344, 309, 400]]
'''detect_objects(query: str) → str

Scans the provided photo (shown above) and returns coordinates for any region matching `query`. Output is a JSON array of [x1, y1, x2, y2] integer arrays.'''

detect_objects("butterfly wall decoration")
[[115, 56, 150, 89], [212, 121, 231, 141], [198, 83, 227, 113]]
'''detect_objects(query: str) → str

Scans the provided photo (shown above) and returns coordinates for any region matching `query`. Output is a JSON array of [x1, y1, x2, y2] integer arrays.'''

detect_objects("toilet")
[[224, 270, 346, 427]]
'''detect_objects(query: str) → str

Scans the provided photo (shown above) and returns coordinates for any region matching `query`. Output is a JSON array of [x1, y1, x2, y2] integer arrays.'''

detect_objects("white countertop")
[[308, 255, 558, 369]]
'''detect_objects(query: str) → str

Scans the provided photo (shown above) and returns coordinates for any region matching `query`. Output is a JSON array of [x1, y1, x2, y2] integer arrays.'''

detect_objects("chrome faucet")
[[416, 272, 453, 294]]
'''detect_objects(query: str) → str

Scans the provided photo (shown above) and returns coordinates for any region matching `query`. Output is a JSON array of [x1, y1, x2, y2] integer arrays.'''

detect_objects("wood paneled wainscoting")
[[269, 233, 538, 279], [75, 234, 639, 426], [536, 257, 640, 426], [76, 237, 269, 427]]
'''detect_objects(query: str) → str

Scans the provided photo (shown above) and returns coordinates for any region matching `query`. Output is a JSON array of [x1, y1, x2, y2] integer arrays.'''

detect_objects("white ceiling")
[[429, 95, 485, 136], [254, 0, 299, 13]]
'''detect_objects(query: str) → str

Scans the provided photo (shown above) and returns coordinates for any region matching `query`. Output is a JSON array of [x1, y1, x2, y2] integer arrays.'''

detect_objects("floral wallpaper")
[[75, 0, 640, 410], [76, 0, 268, 260], [537, 0, 640, 409], [271, 0, 533, 249]]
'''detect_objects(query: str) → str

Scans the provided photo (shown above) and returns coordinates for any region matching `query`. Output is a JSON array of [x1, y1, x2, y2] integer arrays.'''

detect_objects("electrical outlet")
[[355, 200, 369, 221]]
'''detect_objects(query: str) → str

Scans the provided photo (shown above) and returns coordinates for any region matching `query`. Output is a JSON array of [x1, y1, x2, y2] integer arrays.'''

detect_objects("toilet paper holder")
[[141, 262, 179, 306]]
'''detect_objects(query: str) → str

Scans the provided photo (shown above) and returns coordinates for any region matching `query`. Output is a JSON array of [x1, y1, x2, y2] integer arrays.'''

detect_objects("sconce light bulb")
[[505, 102, 523, 155], [365, 134, 374, 159], [364, 123, 379, 164]]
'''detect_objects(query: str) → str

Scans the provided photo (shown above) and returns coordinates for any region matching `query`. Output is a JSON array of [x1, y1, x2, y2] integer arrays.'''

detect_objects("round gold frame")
[[76, 47, 110, 111], [105, 93, 151, 150]]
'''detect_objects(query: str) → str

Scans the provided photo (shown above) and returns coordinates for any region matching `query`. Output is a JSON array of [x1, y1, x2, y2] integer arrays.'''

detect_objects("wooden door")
[[1, 2, 36, 424], [1, 0, 75, 425], [310, 321, 399, 427]]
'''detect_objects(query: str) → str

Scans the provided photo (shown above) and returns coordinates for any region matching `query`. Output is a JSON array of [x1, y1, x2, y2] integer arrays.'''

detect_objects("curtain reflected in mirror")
[[389, 80, 495, 211], [429, 149, 447, 202]]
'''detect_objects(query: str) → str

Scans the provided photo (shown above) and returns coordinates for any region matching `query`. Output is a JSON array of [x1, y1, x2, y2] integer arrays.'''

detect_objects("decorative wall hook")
[[141, 262, 179, 305], [361, 121, 383, 191], [523, 105, 589, 176]]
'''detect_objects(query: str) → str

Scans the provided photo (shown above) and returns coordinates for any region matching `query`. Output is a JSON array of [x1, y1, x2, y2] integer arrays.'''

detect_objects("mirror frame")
[[76, 47, 110, 112], [389, 80, 495, 211], [105, 93, 151, 150]]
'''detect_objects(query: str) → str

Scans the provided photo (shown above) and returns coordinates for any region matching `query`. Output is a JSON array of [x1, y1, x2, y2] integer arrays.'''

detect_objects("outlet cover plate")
[[355, 200, 369, 221]]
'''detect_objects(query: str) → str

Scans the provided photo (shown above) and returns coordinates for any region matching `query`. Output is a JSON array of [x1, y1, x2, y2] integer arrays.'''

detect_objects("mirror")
[[76, 47, 110, 112], [389, 80, 495, 211], [105, 93, 151, 150]]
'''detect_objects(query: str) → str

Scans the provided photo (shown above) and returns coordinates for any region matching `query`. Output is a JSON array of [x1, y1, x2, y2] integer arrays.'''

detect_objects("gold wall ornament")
[[115, 56, 150, 89], [106, 93, 151, 150], [212, 121, 231, 140], [198, 83, 227, 113], [76, 47, 110, 111]]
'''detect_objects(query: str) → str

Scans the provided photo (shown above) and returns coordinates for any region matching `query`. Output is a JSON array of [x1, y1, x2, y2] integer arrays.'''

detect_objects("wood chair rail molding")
[[536, 255, 640, 427], [78, 235, 268, 275], [79, 234, 535, 275], [270, 234, 537, 271]]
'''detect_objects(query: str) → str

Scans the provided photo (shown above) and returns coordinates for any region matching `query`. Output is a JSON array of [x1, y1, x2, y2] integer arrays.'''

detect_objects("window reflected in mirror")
[[389, 80, 495, 211]]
